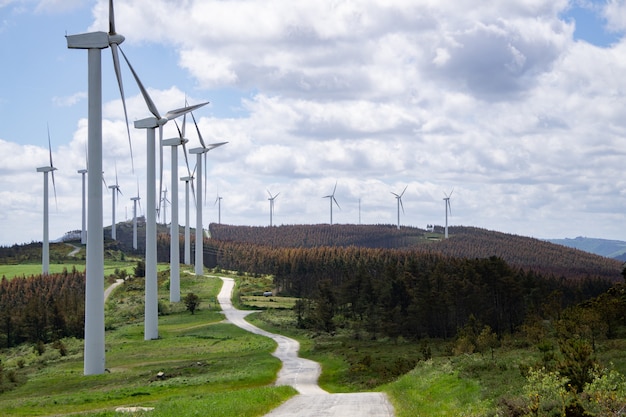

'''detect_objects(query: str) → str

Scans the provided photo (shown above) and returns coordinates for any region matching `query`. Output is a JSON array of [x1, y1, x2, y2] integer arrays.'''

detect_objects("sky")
[[1, 0, 626, 246]]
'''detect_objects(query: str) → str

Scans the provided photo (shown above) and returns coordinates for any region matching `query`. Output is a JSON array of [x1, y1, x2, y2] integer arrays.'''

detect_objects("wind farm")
[[5, 2, 626, 416]]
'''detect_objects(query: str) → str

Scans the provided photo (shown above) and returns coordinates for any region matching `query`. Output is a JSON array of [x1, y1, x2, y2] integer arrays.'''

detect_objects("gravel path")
[[216, 277, 395, 417]]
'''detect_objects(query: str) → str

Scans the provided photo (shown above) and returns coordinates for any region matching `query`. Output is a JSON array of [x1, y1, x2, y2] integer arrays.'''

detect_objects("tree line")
[[0, 268, 85, 348]]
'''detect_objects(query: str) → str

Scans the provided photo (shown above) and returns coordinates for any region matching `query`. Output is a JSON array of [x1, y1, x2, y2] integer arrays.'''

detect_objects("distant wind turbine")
[[267, 190, 279, 226], [160, 187, 170, 227], [180, 175, 194, 265], [36, 127, 57, 275], [215, 193, 223, 225], [189, 111, 227, 276], [391, 185, 407, 230], [323, 181, 340, 225], [131, 194, 141, 250], [443, 189, 453, 239], [108, 164, 122, 240]]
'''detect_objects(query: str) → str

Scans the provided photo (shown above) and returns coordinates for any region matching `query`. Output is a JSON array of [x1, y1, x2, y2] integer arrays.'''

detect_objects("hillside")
[[209, 223, 624, 282], [547, 236, 626, 260]]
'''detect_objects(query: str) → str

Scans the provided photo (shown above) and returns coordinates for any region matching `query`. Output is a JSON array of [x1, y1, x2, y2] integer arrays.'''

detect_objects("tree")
[[134, 260, 145, 278], [184, 293, 200, 315]]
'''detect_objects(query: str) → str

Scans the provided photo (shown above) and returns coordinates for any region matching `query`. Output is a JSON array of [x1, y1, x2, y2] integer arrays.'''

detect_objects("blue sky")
[[1, 0, 626, 246]]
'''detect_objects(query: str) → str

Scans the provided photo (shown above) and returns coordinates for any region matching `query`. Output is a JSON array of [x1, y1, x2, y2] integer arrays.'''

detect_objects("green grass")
[[0, 268, 297, 416], [382, 360, 491, 417]]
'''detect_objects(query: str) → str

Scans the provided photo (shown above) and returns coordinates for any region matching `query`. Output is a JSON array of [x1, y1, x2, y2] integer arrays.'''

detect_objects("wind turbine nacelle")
[[163, 138, 188, 146], [134, 117, 161, 129], [66, 32, 118, 49]]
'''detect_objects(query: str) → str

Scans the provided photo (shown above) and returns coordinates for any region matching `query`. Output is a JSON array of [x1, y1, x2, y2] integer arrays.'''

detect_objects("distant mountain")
[[547, 237, 626, 261]]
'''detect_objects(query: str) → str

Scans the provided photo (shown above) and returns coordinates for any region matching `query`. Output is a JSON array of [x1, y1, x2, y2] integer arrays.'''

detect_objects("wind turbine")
[[108, 165, 122, 240], [443, 190, 453, 239], [189, 111, 227, 276], [36, 127, 57, 275], [66, 0, 141, 375], [267, 190, 279, 226], [323, 181, 340, 225], [215, 193, 223, 225], [131, 195, 141, 250], [160, 187, 170, 226], [163, 118, 192, 302], [180, 175, 194, 265], [391, 185, 407, 230]]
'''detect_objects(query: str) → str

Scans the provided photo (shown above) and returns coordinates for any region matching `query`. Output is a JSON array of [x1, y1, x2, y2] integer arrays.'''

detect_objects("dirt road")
[[216, 277, 395, 417]]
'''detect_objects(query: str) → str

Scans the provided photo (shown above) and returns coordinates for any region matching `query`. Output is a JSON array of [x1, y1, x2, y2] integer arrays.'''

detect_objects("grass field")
[[0, 268, 296, 416]]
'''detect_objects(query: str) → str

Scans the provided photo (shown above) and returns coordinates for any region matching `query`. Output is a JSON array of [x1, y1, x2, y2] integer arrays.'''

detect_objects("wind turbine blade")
[[267, 189, 272, 198], [47, 125, 58, 209], [333, 196, 341, 209], [399, 198, 404, 214], [182, 141, 192, 177], [332, 181, 337, 196], [400, 185, 407, 198], [275, 192, 280, 199], [190, 111, 206, 149], [108, 0, 116, 34], [102, 173, 108, 188], [164, 102, 208, 121], [110, 43, 134, 171], [119, 46, 161, 119], [158, 125, 164, 218]]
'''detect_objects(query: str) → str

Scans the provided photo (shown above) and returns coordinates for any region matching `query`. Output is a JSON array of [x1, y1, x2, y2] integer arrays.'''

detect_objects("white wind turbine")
[[108, 165, 122, 240], [189, 112, 227, 276], [215, 193, 223, 225], [131, 180, 142, 250], [66, 0, 141, 375], [267, 190, 279, 227], [163, 116, 192, 302], [443, 189, 453, 239], [131, 194, 141, 250], [160, 187, 170, 226], [323, 181, 340, 225], [36, 127, 57, 275], [391, 185, 407, 230], [180, 175, 194, 265]]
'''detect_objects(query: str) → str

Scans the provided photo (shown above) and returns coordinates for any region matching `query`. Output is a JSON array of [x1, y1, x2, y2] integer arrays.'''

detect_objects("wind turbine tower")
[[163, 132, 190, 303], [391, 186, 407, 230], [443, 190, 453, 239], [78, 169, 88, 244], [36, 129, 57, 275], [108, 170, 122, 240], [180, 176, 193, 264], [189, 111, 227, 276], [323, 182, 340, 225], [267, 190, 279, 226], [131, 195, 140, 250]]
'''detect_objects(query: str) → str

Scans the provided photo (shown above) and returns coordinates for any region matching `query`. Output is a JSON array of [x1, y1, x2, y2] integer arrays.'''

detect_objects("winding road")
[[216, 277, 395, 417]]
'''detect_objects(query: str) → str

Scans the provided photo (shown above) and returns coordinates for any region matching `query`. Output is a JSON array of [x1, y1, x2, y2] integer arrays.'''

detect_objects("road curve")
[[216, 277, 395, 417]]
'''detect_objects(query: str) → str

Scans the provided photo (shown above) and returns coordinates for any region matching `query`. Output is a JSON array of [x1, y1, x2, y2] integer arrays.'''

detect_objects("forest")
[[208, 240, 621, 339], [209, 224, 623, 282], [0, 268, 84, 348]]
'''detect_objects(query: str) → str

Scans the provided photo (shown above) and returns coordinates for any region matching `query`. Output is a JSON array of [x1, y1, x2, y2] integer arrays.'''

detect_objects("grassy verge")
[[0, 268, 296, 416]]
